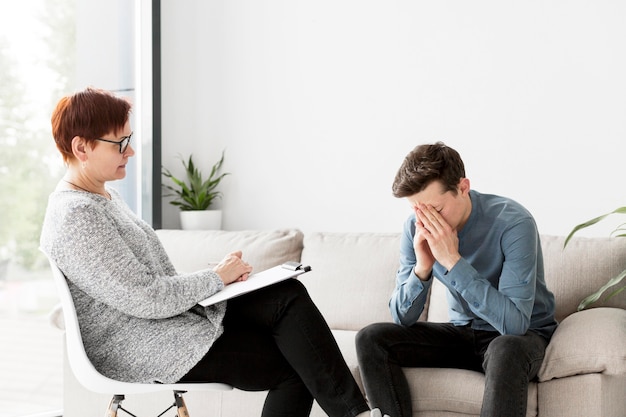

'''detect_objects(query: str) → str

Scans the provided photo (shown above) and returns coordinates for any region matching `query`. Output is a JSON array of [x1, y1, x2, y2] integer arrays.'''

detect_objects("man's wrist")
[[441, 254, 462, 272], [413, 266, 432, 281]]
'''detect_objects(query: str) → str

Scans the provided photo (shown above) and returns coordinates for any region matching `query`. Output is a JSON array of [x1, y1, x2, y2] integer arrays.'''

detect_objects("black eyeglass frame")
[[95, 132, 133, 154]]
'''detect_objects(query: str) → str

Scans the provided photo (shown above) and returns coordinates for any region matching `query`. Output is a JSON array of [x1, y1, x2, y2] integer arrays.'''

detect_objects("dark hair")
[[392, 141, 465, 198], [51, 87, 132, 163]]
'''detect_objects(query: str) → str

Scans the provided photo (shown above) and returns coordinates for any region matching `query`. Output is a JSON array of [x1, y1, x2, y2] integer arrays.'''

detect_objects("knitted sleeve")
[[43, 192, 224, 319]]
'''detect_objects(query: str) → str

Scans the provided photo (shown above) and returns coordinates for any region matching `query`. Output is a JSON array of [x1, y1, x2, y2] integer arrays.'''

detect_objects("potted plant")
[[162, 151, 229, 230], [564, 206, 626, 310]]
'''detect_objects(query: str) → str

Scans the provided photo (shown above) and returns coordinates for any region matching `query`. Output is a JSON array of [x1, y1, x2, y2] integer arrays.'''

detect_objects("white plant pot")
[[180, 210, 222, 230]]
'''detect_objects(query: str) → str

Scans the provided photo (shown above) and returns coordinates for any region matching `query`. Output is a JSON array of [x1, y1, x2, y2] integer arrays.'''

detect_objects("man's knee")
[[483, 334, 533, 372], [486, 334, 522, 356], [356, 323, 387, 348], [356, 323, 395, 360]]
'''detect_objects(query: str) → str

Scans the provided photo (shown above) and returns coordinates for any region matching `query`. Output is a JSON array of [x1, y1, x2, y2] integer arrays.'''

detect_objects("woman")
[[40, 87, 385, 417]]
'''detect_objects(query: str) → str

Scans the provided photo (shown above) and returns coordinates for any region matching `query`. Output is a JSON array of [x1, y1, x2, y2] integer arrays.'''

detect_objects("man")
[[356, 142, 557, 417]]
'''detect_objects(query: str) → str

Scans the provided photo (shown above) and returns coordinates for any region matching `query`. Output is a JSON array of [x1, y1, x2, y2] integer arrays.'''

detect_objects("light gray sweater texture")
[[40, 188, 226, 383]]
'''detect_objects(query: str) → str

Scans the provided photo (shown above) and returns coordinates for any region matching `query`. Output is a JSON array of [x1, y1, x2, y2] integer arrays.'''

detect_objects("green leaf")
[[161, 151, 229, 211], [564, 206, 626, 248], [564, 206, 626, 310], [605, 285, 626, 300], [577, 269, 626, 311]]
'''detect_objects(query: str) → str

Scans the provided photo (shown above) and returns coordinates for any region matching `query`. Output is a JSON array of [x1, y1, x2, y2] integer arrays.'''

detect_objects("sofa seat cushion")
[[404, 368, 537, 417], [331, 330, 538, 417], [155, 229, 304, 273], [403, 367, 538, 417], [538, 373, 626, 417], [538, 307, 626, 382], [331, 329, 363, 390]]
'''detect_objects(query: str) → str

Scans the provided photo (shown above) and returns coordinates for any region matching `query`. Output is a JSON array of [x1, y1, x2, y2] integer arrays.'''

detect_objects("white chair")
[[43, 252, 233, 417]]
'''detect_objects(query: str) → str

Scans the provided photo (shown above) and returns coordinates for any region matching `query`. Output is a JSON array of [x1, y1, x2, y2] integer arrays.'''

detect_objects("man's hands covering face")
[[413, 204, 461, 278]]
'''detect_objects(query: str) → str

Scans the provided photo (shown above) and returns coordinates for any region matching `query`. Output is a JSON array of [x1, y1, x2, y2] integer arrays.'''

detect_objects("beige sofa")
[[59, 229, 626, 417]]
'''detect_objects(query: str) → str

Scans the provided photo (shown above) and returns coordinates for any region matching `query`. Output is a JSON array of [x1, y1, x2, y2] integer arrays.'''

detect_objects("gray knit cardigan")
[[40, 188, 226, 383]]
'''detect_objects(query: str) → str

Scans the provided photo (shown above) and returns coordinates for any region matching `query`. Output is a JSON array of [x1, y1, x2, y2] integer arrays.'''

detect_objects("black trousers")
[[180, 279, 369, 417], [356, 321, 549, 417]]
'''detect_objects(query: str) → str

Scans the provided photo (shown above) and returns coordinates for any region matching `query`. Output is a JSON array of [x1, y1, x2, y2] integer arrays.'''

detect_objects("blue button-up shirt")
[[390, 190, 558, 339]]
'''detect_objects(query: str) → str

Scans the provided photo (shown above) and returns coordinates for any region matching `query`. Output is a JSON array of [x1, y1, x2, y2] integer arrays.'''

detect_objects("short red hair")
[[51, 87, 132, 163]]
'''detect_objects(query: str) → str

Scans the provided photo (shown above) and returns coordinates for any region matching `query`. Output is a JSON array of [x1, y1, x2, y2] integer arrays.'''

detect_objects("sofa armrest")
[[538, 307, 626, 382]]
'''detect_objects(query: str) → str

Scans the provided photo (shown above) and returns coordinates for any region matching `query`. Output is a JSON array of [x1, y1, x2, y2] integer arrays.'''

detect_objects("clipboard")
[[199, 262, 311, 306]]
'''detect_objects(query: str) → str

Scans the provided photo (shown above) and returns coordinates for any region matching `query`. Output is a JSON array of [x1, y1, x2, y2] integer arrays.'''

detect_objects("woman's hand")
[[213, 251, 253, 285]]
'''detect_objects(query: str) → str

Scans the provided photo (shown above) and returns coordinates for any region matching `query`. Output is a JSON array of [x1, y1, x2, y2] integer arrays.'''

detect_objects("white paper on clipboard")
[[199, 263, 311, 306]]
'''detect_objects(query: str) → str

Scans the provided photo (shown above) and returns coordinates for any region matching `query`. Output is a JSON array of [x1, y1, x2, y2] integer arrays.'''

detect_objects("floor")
[[0, 268, 63, 417]]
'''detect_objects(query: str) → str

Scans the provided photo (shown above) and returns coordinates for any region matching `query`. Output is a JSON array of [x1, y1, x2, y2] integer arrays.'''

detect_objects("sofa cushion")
[[540, 235, 626, 321], [538, 307, 626, 382], [538, 373, 626, 417], [300, 232, 401, 330], [426, 278, 450, 323], [331, 329, 363, 390], [155, 229, 304, 273], [403, 367, 538, 417]]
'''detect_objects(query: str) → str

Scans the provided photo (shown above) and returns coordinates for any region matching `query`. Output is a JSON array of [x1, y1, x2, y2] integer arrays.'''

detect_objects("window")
[[0, 1, 147, 415], [0, 0, 72, 413]]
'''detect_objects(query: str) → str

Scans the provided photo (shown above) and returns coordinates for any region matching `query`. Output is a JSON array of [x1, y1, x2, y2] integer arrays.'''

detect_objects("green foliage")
[[564, 207, 626, 311], [162, 151, 229, 211]]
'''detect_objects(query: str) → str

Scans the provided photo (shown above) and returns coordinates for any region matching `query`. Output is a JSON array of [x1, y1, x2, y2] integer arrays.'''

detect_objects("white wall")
[[160, 0, 626, 237]]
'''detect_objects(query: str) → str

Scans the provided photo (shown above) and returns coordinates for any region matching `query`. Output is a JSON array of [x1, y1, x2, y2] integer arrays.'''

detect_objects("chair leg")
[[104, 391, 193, 417], [174, 390, 190, 417], [105, 395, 125, 417]]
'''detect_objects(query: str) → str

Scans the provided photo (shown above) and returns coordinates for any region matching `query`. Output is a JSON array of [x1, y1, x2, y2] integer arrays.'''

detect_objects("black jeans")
[[180, 279, 369, 417], [356, 321, 549, 417]]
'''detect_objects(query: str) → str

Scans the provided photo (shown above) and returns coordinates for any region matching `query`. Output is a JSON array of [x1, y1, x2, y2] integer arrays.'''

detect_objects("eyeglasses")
[[95, 132, 133, 154]]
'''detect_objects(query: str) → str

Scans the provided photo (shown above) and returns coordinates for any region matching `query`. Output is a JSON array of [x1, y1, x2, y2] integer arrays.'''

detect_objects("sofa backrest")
[[300, 232, 401, 331], [540, 234, 626, 322], [300, 231, 626, 331], [413, 234, 626, 325], [156, 229, 304, 273], [156, 229, 626, 331]]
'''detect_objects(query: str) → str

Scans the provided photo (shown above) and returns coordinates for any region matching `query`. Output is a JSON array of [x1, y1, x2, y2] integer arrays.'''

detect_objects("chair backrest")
[[43, 251, 122, 393], [42, 250, 233, 394]]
